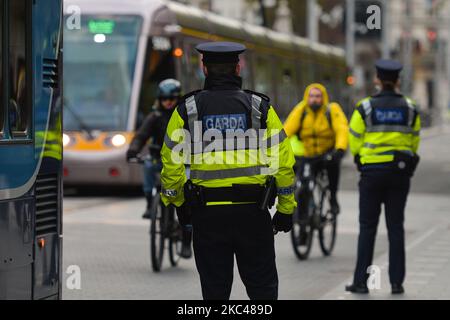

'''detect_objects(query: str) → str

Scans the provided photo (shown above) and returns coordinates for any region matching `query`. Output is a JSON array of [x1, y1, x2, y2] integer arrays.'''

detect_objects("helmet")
[[157, 79, 182, 99]]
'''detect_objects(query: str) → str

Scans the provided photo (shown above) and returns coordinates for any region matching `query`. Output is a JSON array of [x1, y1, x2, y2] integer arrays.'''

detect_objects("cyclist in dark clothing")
[[127, 79, 192, 258]]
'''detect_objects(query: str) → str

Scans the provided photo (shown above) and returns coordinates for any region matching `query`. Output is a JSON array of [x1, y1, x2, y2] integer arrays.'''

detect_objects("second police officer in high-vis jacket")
[[160, 42, 296, 300], [346, 60, 421, 295]]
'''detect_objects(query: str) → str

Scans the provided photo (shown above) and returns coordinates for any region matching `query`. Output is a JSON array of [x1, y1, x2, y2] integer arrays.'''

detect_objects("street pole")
[[307, 0, 318, 43], [401, 1, 413, 96], [381, 0, 390, 59], [346, 0, 355, 68], [434, 31, 446, 127], [258, 0, 268, 27], [345, 0, 355, 109]]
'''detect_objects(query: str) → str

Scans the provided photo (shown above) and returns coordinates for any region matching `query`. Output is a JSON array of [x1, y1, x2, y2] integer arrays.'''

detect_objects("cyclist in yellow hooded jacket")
[[284, 83, 349, 216]]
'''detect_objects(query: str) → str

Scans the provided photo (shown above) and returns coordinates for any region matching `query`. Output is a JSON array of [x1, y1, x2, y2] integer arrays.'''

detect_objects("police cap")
[[196, 41, 246, 64], [375, 59, 403, 81]]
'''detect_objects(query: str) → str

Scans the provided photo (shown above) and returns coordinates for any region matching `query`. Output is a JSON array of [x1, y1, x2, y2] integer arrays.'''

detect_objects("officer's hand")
[[126, 149, 138, 161], [272, 211, 293, 233], [176, 204, 192, 227]]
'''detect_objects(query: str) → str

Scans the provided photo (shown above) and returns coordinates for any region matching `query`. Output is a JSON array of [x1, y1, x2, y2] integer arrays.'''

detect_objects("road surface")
[[62, 127, 450, 300]]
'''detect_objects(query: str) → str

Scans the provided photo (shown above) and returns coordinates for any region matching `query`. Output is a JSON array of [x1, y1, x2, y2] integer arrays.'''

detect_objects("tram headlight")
[[94, 33, 106, 43], [63, 133, 71, 147], [111, 134, 127, 147]]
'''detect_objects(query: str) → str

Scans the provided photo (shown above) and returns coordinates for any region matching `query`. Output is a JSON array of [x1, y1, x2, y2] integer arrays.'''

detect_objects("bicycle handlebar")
[[299, 151, 335, 164], [127, 154, 151, 164]]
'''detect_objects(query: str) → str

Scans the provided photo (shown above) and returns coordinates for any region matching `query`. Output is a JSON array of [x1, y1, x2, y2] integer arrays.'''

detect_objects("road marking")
[[405, 227, 439, 251], [413, 257, 448, 263], [407, 272, 436, 277], [64, 198, 132, 214], [320, 225, 440, 300]]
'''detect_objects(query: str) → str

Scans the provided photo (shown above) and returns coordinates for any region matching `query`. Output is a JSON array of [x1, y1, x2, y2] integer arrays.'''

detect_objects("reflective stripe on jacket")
[[161, 89, 297, 215], [349, 91, 421, 165]]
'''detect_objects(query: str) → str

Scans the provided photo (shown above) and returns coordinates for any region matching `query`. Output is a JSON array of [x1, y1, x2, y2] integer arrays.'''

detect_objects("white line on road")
[[319, 225, 440, 300], [406, 226, 440, 251]]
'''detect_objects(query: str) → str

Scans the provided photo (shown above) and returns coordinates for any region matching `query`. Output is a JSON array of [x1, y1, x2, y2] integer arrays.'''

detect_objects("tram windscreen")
[[63, 15, 142, 131]]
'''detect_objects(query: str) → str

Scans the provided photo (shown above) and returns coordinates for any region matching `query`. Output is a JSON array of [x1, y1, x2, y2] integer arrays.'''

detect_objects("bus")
[[63, 0, 347, 187], [0, 0, 63, 299]]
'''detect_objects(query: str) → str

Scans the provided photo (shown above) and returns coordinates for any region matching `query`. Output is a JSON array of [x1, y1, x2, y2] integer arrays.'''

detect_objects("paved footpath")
[[62, 127, 450, 300]]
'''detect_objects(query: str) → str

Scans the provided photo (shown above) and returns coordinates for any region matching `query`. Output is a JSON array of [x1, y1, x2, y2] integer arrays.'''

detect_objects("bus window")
[[0, 0, 3, 137], [9, 0, 28, 136], [136, 37, 175, 128]]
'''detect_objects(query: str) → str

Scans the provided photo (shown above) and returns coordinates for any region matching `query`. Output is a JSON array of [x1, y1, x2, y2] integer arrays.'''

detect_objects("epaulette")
[[355, 97, 371, 119], [244, 90, 270, 103], [180, 89, 203, 102], [176, 90, 202, 130], [404, 96, 419, 109]]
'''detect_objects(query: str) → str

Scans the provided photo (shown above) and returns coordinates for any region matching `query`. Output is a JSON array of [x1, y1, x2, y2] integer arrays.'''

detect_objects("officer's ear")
[[235, 63, 241, 76], [203, 65, 208, 77], [374, 76, 381, 87]]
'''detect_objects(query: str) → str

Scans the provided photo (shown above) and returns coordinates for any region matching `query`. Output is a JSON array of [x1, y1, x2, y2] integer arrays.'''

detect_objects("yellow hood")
[[303, 83, 330, 108]]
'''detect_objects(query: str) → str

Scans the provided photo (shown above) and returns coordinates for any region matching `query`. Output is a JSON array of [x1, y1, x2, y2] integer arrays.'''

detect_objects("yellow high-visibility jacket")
[[284, 83, 349, 157], [349, 93, 421, 164], [160, 92, 297, 215]]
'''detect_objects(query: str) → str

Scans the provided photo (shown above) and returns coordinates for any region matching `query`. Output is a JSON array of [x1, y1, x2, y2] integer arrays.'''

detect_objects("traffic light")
[[427, 28, 438, 50]]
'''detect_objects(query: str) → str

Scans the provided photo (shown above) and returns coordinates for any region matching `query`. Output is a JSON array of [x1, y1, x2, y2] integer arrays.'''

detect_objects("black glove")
[[176, 204, 192, 227], [272, 211, 293, 233], [126, 149, 138, 161], [332, 149, 345, 162]]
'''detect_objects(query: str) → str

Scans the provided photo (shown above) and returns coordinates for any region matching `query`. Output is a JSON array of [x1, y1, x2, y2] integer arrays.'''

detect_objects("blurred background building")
[[174, 0, 450, 126]]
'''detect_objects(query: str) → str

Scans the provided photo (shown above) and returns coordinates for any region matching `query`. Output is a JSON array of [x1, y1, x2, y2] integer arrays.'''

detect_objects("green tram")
[[63, 0, 348, 187]]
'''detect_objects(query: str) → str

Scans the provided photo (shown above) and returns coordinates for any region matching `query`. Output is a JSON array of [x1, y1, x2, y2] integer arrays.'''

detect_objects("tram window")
[[239, 52, 252, 89], [9, 0, 28, 136], [322, 73, 333, 97], [137, 38, 175, 128], [276, 60, 297, 118], [310, 62, 318, 83], [254, 55, 273, 98], [181, 40, 204, 92]]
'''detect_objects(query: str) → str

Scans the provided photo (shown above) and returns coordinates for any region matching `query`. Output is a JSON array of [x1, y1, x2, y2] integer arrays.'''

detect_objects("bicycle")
[[128, 149, 186, 272], [291, 153, 338, 260]]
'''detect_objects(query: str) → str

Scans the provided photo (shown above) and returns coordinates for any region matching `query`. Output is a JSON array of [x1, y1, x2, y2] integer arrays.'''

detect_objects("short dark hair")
[[205, 63, 238, 76], [380, 79, 397, 91]]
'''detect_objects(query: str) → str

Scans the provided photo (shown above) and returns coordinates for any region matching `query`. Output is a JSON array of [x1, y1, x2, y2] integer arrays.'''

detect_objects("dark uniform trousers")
[[353, 169, 410, 285], [192, 203, 278, 300]]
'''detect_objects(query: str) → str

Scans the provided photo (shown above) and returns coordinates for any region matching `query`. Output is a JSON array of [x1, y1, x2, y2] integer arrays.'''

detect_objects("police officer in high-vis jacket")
[[160, 42, 296, 300], [346, 60, 421, 295]]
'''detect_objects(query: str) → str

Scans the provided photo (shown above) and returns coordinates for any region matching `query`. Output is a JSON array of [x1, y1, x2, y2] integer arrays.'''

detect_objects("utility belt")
[[184, 177, 277, 211], [355, 151, 420, 176]]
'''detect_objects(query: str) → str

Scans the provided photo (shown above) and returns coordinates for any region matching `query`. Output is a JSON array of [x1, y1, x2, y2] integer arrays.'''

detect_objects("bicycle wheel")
[[318, 187, 337, 256], [168, 207, 183, 267], [291, 189, 314, 260], [150, 193, 166, 272]]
